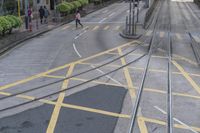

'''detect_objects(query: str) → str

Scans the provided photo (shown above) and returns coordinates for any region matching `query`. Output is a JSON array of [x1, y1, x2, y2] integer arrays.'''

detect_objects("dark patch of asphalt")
[[0, 85, 127, 133]]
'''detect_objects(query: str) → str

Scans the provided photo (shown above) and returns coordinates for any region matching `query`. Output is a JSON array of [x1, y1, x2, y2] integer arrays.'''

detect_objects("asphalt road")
[[0, 0, 200, 133]]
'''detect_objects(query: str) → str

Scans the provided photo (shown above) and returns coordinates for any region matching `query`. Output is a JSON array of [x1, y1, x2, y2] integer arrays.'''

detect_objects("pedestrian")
[[39, 6, 44, 24], [28, 7, 32, 23], [75, 10, 83, 28], [44, 6, 49, 24]]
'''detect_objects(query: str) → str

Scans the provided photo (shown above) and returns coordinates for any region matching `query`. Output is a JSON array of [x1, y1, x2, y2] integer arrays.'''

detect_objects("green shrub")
[[5, 16, 15, 28], [56, 3, 71, 13], [4, 15, 22, 28], [0, 25, 3, 33], [66, 3, 76, 11], [0, 16, 12, 32], [71, 1, 82, 9], [57, 0, 89, 13], [78, 0, 89, 6], [9, 15, 22, 28]]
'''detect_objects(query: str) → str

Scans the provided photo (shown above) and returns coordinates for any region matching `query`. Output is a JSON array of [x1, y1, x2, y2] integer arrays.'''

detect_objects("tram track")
[[176, 0, 200, 66], [127, 0, 175, 132]]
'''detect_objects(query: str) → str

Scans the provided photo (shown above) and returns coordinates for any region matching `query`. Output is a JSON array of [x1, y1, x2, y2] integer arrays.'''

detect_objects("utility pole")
[[24, 0, 29, 29]]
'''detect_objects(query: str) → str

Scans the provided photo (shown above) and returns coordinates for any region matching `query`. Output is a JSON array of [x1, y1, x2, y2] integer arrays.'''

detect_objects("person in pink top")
[[75, 10, 83, 28]]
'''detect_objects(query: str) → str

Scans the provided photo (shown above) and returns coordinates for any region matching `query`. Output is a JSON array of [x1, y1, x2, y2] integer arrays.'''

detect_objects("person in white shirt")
[[75, 10, 83, 28]]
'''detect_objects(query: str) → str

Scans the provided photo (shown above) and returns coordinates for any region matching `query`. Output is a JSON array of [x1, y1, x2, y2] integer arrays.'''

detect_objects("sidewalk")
[[0, 18, 62, 55]]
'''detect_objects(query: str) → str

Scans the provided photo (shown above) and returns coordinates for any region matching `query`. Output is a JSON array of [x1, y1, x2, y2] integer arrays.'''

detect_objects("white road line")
[[91, 65, 122, 85], [72, 27, 122, 86], [109, 12, 115, 17], [73, 28, 89, 57], [154, 106, 198, 133], [99, 18, 107, 23], [82, 21, 124, 24], [73, 43, 82, 58], [74, 27, 88, 40], [154, 106, 167, 114]]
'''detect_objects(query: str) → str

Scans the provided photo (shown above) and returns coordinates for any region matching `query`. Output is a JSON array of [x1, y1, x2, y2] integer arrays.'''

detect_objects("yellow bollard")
[[18, 0, 21, 17]]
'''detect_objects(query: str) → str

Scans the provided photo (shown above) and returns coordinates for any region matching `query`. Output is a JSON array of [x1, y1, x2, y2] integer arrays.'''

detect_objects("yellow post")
[[18, 0, 21, 17]]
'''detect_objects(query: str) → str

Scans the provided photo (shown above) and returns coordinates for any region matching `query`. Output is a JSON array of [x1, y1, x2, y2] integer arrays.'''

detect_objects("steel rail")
[[167, 0, 173, 132], [128, 0, 164, 132], [188, 32, 200, 65], [0, 53, 147, 112]]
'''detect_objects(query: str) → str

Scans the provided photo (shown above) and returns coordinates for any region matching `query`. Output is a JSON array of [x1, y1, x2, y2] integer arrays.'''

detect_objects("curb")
[[119, 32, 142, 39], [0, 21, 69, 56]]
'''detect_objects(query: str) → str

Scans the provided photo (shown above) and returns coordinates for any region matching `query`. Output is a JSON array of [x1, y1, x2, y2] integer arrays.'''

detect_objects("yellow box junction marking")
[[118, 48, 136, 98], [0, 40, 140, 91], [118, 48, 148, 132], [43, 75, 65, 79], [0, 91, 129, 119], [79, 62, 200, 78], [1, 88, 200, 132], [172, 61, 200, 95], [46, 64, 75, 133], [69, 77, 200, 100], [137, 117, 149, 133]]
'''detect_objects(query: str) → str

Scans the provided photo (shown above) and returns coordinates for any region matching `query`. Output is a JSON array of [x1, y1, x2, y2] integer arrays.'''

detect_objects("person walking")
[[44, 6, 49, 24], [75, 10, 83, 28], [39, 6, 44, 24], [28, 7, 32, 23]]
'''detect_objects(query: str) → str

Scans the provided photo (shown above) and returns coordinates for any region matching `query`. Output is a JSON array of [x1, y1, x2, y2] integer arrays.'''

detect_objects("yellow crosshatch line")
[[0, 91, 129, 118], [118, 48, 136, 98], [0, 79, 200, 131], [0, 40, 139, 91], [1, 87, 200, 131], [140, 117, 200, 132], [79, 62, 200, 77], [47, 64, 75, 133], [172, 61, 200, 95], [108, 52, 167, 59], [67, 77, 200, 100], [40, 74, 200, 100], [118, 47, 148, 132], [126, 44, 198, 66]]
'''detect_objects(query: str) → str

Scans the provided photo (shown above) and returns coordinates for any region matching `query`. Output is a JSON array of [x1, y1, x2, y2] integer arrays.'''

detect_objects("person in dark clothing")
[[75, 10, 83, 28], [28, 7, 32, 22], [39, 6, 45, 24], [44, 6, 50, 24]]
